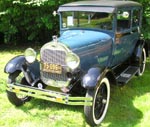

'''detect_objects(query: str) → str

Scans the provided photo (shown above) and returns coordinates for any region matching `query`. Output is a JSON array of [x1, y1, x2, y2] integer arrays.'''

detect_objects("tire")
[[136, 48, 146, 76], [84, 77, 110, 126], [7, 72, 31, 106]]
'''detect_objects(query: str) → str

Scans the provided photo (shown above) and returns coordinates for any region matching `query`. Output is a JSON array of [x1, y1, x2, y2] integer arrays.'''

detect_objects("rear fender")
[[134, 40, 145, 59]]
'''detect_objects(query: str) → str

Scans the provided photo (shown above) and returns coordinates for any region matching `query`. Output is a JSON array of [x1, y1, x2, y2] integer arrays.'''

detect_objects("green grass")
[[0, 45, 150, 127]]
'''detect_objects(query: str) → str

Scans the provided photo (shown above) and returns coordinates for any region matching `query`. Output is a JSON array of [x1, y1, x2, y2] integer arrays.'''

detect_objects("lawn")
[[0, 45, 150, 127]]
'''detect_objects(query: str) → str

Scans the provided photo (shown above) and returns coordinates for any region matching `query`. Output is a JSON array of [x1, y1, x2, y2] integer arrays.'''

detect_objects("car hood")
[[59, 30, 111, 49]]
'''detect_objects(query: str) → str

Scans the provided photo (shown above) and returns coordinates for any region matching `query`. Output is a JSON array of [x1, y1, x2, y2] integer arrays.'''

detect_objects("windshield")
[[61, 11, 113, 31]]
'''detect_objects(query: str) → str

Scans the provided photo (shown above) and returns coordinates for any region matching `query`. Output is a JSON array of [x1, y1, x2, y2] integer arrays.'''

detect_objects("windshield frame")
[[59, 11, 115, 32]]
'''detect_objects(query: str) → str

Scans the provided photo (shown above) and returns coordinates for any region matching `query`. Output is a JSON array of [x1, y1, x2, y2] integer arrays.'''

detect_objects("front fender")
[[4, 55, 26, 74], [82, 68, 102, 89], [4, 55, 40, 79]]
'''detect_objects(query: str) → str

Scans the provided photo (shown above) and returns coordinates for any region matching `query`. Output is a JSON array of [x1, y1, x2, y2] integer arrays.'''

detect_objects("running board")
[[116, 66, 139, 84]]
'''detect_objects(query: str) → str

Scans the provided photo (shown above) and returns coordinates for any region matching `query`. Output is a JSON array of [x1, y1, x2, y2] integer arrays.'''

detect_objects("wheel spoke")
[[94, 83, 108, 119], [84, 77, 110, 125]]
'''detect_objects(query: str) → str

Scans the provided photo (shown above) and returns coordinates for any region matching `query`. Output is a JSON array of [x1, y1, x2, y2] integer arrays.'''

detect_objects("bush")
[[135, 0, 150, 40], [0, 0, 150, 44], [0, 0, 76, 44]]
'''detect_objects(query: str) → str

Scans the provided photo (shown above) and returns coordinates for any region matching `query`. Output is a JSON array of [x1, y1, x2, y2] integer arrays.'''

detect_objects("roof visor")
[[58, 6, 116, 13]]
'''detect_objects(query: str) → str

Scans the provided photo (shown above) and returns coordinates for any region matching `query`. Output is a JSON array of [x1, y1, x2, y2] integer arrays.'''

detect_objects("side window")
[[117, 10, 131, 31], [132, 9, 140, 27]]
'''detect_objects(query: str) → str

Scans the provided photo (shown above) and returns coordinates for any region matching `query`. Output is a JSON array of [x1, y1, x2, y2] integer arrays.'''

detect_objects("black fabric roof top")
[[58, 1, 142, 13], [60, 1, 141, 8]]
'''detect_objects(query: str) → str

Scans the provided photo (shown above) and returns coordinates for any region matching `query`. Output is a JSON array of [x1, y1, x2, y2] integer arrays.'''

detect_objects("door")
[[112, 9, 141, 66]]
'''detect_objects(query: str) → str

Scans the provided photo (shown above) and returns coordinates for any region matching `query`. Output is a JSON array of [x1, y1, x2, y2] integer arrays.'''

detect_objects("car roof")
[[58, 0, 142, 13], [61, 0, 142, 8]]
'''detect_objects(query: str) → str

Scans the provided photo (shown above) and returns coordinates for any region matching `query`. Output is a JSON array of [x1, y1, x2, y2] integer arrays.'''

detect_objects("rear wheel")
[[136, 48, 146, 76], [84, 77, 110, 126], [7, 72, 31, 106]]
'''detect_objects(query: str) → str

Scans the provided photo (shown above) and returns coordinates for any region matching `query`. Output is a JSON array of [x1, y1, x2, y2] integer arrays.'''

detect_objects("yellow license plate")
[[42, 63, 62, 74]]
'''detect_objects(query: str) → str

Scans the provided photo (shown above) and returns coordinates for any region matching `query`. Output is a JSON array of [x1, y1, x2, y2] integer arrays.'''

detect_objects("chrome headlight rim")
[[24, 48, 37, 64], [66, 52, 80, 71]]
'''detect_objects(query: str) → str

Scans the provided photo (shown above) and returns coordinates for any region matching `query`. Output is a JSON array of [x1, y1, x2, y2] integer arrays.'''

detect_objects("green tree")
[[135, 0, 150, 40], [0, 0, 149, 44], [0, 0, 76, 44]]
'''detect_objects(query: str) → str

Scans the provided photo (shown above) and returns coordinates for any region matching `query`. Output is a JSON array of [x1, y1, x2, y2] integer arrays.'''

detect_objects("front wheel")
[[7, 72, 31, 106], [84, 77, 110, 126]]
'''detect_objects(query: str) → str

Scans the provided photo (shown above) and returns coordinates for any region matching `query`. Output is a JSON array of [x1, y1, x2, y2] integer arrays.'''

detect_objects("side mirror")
[[53, 11, 57, 17]]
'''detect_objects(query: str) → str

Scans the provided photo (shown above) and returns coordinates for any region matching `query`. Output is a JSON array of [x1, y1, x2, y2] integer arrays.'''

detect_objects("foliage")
[[0, 0, 76, 44], [0, 0, 150, 44], [135, 0, 150, 40]]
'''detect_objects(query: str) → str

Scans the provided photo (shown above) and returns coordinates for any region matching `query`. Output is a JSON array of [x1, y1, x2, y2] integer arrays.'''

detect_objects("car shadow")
[[102, 85, 142, 127], [20, 98, 83, 113], [102, 61, 150, 127], [18, 61, 150, 127]]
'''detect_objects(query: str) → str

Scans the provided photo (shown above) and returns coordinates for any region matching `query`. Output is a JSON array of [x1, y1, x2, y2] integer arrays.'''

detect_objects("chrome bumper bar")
[[7, 83, 92, 106]]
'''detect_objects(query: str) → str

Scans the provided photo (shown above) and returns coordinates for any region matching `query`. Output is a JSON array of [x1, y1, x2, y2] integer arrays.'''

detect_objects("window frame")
[[116, 9, 132, 33]]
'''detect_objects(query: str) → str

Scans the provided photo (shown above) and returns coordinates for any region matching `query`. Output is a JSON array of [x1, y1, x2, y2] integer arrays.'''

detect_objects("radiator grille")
[[41, 49, 66, 65], [40, 48, 68, 85]]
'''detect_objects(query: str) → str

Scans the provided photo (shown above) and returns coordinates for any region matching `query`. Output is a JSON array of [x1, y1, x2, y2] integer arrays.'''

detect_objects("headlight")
[[66, 53, 80, 70], [24, 48, 37, 63]]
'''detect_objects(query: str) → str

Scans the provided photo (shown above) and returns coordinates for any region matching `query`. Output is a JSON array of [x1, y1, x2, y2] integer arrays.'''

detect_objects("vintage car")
[[4, 0, 149, 126]]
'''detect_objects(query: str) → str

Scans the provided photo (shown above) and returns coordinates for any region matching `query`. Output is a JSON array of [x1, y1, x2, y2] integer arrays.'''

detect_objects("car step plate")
[[116, 66, 139, 84]]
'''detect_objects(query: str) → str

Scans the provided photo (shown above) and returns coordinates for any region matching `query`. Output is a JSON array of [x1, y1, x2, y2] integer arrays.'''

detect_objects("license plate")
[[42, 63, 62, 74]]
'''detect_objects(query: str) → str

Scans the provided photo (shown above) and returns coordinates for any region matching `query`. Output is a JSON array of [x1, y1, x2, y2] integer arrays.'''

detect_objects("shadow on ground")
[[103, 60, 150, 127], [15, 63, 150, 127]]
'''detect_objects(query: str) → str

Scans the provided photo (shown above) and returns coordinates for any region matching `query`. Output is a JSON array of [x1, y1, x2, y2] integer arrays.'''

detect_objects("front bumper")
[[7, 83, 92, 106]]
